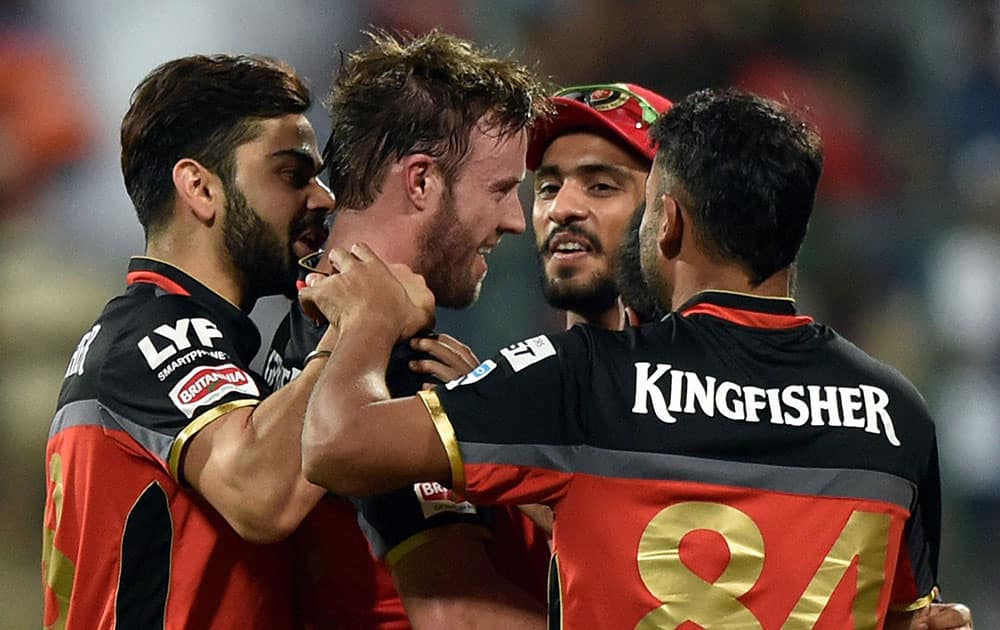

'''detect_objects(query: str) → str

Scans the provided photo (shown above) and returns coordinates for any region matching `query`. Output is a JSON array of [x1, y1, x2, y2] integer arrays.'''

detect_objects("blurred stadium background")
[[3, 1, 998, 627]]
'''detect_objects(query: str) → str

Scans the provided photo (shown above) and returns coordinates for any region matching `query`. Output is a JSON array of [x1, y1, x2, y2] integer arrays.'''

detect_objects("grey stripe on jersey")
[[459, 441, 917, 510], [50, 399, 175, 465]]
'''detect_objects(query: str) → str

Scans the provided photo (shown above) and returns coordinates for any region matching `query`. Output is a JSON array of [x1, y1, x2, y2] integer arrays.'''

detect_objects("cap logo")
[[589, 89, 630, 112]]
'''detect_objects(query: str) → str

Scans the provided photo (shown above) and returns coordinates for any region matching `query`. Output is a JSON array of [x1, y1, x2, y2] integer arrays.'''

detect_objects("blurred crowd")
[[2, 1, 998, 627]]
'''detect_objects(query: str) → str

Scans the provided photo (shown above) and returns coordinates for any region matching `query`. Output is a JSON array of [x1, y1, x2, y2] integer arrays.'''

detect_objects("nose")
[[497, 193, 527, 235], [307, 177, 336, 214], [546, 184, 588, 226]]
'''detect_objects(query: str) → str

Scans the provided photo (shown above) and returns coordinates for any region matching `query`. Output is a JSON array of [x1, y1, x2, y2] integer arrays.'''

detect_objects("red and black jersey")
[[42, 257, 296, 630], [266, 300, 550, 628], [266, 301, 411, 629], [426, 291, 941, 629]]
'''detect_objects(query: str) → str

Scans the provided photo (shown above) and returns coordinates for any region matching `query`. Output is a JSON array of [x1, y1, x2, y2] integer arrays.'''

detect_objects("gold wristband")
[[303, 349, 332, 367]]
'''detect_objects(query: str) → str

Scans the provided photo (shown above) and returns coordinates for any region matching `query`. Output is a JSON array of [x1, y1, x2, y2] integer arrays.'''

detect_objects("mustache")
[[540, 223, 604, 255]]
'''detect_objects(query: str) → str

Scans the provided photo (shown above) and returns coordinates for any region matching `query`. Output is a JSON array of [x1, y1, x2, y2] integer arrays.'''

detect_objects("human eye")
[[534, 180, 560, 199], [589, 179, 621, 196], [282, 168, 311, 189]]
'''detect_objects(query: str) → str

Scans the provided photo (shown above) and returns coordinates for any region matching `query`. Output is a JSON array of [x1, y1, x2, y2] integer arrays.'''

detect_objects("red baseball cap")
[[527, 83, 673, 170]]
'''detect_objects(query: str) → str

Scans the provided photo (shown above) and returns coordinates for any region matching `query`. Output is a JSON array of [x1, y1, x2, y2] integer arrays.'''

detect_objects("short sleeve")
[[356, 334, 494, 564], [430, 329, 594, 506], [355, 484, 491, 565], [99, 296, 264, 478]]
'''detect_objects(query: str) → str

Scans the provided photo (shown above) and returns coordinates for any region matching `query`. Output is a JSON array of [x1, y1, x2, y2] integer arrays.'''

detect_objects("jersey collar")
[[126, 256, 241, 309], [126, 257, 262, 359], [676, 290, 814, 329]]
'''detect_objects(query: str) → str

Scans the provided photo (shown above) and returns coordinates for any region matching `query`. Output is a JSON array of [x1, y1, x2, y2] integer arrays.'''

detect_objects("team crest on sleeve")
[[168, 363, 259, 418], [445, 360, 497, 390], [412, 482, 477, 519], [500, 335, 556, 373]]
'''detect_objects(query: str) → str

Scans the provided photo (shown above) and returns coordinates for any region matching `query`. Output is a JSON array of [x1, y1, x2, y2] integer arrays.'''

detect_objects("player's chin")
[[548, 252, 602, 275]]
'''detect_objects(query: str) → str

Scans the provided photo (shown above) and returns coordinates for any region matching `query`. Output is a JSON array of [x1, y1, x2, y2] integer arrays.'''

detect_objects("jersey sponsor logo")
[[65, 324, 101, 378], [138, 317, 225, 369], [500, 335, 556, 373], [631, 362, 901, 446], [155, 348, 230, 381], [445, 360, 497, 390], [412, 481, 477, 519], [263, 349, 301, 389], [168, 363, 259, 418]]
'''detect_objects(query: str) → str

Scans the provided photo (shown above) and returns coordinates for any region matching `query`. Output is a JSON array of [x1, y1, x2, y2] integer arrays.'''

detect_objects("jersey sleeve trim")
[[385, 522, 492, 567], [888, 585, 939, 612], [417, 390, 465, 493], [167, 398, 259, 480]]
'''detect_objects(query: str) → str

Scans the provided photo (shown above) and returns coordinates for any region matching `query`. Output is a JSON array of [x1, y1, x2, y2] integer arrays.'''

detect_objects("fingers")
[[311, 243, 435, 341], [408, 358, 464, 383], [411, 334, 478, 368], [433, 334, 479, 366], [326, 246, 359, 273], [925, 603, 973, 630], [347, 242, 377, 262], [408, 334, 479, 382], [298, 290, 327, 326]]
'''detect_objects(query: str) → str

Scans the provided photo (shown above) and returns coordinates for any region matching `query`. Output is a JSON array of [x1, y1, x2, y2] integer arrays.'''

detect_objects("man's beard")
[[222, 181, 297, 302], [615, 202, 665, 323], [415, 188, 482, 309], [639, 195, 672, 314], [537, 223, 618, 317]]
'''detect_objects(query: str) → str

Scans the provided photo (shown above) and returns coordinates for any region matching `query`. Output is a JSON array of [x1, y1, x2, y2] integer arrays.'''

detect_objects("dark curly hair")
[[121, 54, 310, 237], [649, 88, 823, 285], [324, 29, 552, 209]]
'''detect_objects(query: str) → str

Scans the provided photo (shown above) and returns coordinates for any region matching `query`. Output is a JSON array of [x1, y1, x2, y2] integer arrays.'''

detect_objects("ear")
[[172, 158, 222, 225], [401, 154, 443, 211], [658, 193, 683, 259]]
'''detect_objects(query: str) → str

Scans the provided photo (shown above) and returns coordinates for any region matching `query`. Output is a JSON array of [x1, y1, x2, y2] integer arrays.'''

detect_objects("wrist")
[[302, 349, 332, 368], [342, 310, 401, 347]]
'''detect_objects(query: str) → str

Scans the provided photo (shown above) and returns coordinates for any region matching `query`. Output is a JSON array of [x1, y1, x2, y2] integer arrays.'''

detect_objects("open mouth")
[[547, 231, 597, 259]]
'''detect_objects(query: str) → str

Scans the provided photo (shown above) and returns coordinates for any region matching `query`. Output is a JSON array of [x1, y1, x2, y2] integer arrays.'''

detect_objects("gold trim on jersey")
[[417, 390, 465, 493], [889, 586, 940, 612], [167, 399, 259, 480], [385, 522, 492, 567], [691, 289, 797, 304]]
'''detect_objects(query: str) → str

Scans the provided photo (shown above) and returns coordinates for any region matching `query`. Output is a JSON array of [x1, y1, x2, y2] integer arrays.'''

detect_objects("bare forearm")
[[184, 323, 343, 542], [184, 357, 329, 543], [237, 362, 328, 533], [301, 314, 397, 494]]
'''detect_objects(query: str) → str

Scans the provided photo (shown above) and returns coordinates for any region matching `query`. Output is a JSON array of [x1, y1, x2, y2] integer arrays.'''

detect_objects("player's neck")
[[145, 229, 247, 310], [669, 262, 791, 310], [320, 204, 422, 272]]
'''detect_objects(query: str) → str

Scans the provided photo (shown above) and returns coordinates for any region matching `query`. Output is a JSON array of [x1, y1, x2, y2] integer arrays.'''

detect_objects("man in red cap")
[[529, 83, 672, 332]]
